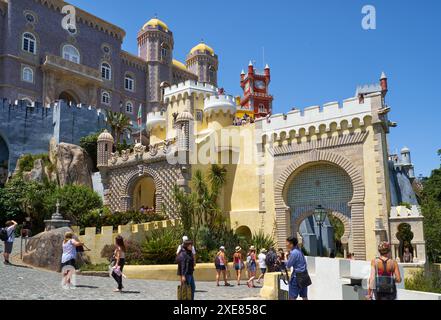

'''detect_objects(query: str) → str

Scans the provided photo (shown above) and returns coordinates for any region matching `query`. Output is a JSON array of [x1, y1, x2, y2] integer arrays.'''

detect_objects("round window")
[[103, 46, 110, 54], [25, 14, 35, 23]]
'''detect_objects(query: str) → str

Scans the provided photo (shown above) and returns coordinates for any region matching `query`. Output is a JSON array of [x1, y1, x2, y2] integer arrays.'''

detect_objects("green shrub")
[[17, 153, 50, 173], [100, 240, 144, 265], [405, 270, 441, 294], [141, 227, 183, 265], [80, 132, 102, 172], [247, 230, 276, 253]]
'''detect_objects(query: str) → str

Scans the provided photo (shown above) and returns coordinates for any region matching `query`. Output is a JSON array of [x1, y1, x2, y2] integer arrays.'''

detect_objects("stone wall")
[[72, 219, 179, 265]]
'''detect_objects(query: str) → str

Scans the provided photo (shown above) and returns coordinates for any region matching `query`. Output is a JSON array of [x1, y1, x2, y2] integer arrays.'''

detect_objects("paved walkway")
[[0, 240, 262, 300]]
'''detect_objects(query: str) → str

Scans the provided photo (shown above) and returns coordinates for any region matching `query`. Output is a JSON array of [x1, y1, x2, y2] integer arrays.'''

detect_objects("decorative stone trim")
[[273, 149, 366, 260]]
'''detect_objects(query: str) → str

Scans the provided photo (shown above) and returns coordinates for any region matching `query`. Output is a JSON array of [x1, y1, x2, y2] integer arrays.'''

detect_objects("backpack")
[[0, 227, 10, 242], [265, 251, 277, 270], [214, 254, 221, 267], [375, 258, 397, 296]]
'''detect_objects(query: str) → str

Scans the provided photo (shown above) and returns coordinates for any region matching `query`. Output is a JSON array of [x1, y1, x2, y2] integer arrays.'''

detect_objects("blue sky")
[[69, 0, 441, 176]]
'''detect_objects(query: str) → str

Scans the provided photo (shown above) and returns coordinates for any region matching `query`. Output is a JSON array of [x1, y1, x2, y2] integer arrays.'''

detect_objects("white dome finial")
[[380, 71, 387, 80], [249, 60, 253, 66]]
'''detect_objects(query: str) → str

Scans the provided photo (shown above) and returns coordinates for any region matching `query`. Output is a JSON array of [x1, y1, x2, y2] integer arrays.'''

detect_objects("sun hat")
[[260, 248, 267, 253], [249, 245, 256, 251], [182, 236, 189, 242], [220, 246, 225, 251], [235, 246, 241, 252]]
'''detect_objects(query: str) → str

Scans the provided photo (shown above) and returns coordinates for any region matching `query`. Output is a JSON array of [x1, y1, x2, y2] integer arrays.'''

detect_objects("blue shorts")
[[260, 268, 266, 274], [216, 265, 226, 271], [289, 277, 308, 299]]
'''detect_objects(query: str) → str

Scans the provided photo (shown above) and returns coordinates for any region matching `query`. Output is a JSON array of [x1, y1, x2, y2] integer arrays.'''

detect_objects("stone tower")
[[97, 130, 114, 169], [186, 41, 218, 86], [138, 18, 174, 112]]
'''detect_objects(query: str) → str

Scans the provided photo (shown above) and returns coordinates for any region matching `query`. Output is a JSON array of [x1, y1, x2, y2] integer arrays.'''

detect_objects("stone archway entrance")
[[132, 176, 156, 211], [59, 91, 78, 105], [286, 163, 353, 257], [274, 150, 366, 260], [0, 133, 9, 186]]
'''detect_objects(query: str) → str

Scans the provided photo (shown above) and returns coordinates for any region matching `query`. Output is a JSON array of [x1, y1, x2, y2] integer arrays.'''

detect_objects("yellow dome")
[[142, 18, 168, 32], [172, 59, 187, 71], [190, 42, 214, 55]]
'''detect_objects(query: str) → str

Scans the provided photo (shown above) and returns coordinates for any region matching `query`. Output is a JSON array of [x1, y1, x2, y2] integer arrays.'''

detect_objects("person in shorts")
[[257, 248, 267, 284], [215, 246, 230, 286], [232, 246, 244, 286], [2, 220, 17, 265], [61, 231, 84, 288]]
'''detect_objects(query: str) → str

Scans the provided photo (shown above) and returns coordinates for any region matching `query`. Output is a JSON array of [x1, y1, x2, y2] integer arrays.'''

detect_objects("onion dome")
[[97, 129, 114, 142], [190, 42, 214, 56], [176, 109, 194, 122], [142, 18, 169, 32]]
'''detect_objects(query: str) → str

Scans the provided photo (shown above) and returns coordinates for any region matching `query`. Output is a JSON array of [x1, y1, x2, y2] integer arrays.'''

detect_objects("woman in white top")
[[2, 220, 17, 265], [61, 231, 83, 288], [257, 249, 267, 284]]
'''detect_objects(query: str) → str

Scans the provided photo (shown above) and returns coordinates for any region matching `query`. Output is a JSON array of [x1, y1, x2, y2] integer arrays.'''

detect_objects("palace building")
[[0, 0, 425, 262]]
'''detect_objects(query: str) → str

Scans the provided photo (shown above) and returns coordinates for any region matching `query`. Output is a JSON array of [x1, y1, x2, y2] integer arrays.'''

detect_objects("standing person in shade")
[[233, 246, 244, 286], [215, 246, 230, 287], [275, 248, 287, 272], [286, 236, 310, 300], [246, 246, 257, 288], [1, 220, 17, 265], [257, 249, 267, 284], [111, 235, 126, 292], [61, 231, 84, 288], [177, 240, 196, 300], [402, 246, 413, 263], [265, 247, 278, 273], [367, 242, 401, 300], [177, 235, 196, 257]]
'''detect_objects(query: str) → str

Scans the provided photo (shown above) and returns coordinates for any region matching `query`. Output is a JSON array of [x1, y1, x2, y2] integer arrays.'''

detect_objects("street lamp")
[[314, 205, 327, 257]]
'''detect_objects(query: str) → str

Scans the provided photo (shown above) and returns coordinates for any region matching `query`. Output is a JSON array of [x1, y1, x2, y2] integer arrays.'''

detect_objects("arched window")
[[125, 101, 133, 114], [101, 91, 110, 105], [22, 67, 34, 83], [62, 45, 80, 64], [101, 62, 112, 80], [124, 74, 134, 92], [161, 43, 169, 61], [22, 32, 36, 54], [208, 65, 215, 82], [258, 104, 266, 113]]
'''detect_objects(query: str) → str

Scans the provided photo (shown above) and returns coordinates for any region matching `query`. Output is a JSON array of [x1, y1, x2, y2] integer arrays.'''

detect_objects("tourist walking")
[[61, 231, 84, 288], [246, 246, 257, 288], [215, 246, 230, 286], [257, 249, 267, 284], [286, 236, 311, 300], [111, 235, 126, 292], [233, 246, 244, 286], [1, 220, 17, 265], [367, 241, 401, 300], [177, 240, 196, 300]]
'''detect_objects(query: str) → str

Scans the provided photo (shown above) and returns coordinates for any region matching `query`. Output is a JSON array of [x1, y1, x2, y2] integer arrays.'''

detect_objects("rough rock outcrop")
[[51, 142, 94, 188], [22, 227, 72, 272], [23, 158, 46, 183]]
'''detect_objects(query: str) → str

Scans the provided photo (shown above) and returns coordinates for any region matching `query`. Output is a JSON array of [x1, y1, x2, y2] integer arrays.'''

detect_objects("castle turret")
[[380, 72, 388, 97], [146, 110, 166, 145], [97, 130, 114, 168], [204, 94, 237, 130], [400, 147, 415, 179], [186, 41, 218, 86], [138, 17, 174, 112], [175, 109, 194, 153]]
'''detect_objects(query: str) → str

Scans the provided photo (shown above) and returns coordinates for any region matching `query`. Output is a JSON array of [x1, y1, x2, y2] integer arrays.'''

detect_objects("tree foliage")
[[422, 165, 441, 263], [79, 131, 102, 172]]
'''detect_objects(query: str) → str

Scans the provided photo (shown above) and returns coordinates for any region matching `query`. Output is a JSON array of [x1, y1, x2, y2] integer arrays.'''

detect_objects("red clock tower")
[[240, 61, 273, 119]]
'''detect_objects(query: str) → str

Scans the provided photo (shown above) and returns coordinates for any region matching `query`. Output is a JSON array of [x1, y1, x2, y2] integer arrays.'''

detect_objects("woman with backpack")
[[215, 246, 230, 287], [246, 246, 257, 288], [111, 235, 126, 292], [233, 246, 244, 286], [1, 220, 17, 265], [367, 241, 402, 300]]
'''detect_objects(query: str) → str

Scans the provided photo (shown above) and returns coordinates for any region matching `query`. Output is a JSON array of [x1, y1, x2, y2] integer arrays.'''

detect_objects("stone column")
[[350, 201, 367, 260], [275, 206, 291, 248]]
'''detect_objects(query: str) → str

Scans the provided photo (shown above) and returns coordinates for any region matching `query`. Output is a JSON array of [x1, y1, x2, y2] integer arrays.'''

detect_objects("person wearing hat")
[[177, 235, 196, 256], [215, 246, 230, 286], [257, 248, 267, 284], [232, 246, 244, 286], [246, 246, 257, 288], [367, 241, 401, 300]]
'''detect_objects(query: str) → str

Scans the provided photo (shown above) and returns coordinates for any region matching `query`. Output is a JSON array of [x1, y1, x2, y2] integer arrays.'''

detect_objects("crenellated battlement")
[[146, 111, 166, 130], [164, 80, 217, 102], [256, 93, 382, 140], [72, 219, 179, 264], [204, 94, 237, 115]]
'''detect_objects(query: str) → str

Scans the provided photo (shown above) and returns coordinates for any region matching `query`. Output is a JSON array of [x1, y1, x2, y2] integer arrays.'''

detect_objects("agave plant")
[[247, 230, 276, 253]]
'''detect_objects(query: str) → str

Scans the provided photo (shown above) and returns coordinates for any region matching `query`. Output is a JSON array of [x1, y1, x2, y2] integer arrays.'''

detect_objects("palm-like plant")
[[105, 110, 133, 148]]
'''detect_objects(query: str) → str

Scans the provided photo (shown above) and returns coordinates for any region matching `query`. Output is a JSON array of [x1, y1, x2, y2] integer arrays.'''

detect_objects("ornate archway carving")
[[120, 165, 163, 213], [274, 149, 366, 260]]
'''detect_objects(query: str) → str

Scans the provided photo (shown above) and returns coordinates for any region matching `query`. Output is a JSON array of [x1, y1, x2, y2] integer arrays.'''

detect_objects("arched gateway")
[[274, 150, 366, 260]]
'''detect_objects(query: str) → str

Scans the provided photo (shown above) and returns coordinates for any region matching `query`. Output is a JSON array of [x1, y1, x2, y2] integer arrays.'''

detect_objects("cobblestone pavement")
[[0, 240, 262, 300]]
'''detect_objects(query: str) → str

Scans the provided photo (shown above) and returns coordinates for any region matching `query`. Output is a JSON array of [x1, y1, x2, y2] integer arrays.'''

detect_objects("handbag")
[[177, 283, 193, 300], [295, 249, 312, 288]]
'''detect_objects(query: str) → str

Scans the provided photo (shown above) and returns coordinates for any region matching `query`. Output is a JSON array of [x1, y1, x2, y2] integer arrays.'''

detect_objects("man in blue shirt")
[[286, 236, 308, 300]]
